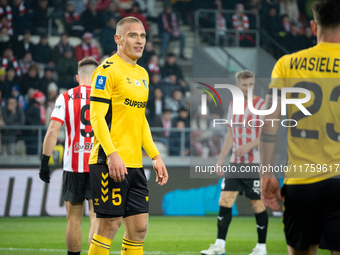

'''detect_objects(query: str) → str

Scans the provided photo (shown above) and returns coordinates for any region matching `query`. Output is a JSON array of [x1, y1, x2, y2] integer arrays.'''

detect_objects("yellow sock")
[[88, 233, 112, 255], [121, 238, 144, 255]]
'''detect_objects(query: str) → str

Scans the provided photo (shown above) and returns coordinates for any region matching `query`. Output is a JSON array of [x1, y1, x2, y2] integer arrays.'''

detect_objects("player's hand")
[[261, 177, 282, 211], [216, 158, 225, 177], [234, 144, 250, 157], [152, 155, 168, 186], [39, 155, 51, 183], [108, 152, 127, 183]]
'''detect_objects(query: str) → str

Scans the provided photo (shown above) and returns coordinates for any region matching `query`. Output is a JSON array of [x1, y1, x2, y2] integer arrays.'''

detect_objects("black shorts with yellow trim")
[[63, 171, 92, 203], [89, 164, 149, 218], [282, 177, 340, 251]]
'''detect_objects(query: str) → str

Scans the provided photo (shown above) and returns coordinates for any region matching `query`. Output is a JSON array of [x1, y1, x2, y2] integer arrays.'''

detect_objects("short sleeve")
[[50, 94, 65, 124], [269, 55, 287, 90]]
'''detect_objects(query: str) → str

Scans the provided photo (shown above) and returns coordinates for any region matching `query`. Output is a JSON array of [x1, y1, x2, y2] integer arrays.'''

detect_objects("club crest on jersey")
[[134, 79, 141, 86], [95, 75, 107, 90], [142, 79, 147, 89]]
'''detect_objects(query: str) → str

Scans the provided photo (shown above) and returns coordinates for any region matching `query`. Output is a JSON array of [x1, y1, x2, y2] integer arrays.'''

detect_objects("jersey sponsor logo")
[[126, 77, 132, 84], [124, 98, 147, 108], [55, 105, 62, 109], [142, 79, 148, 89], [95, 75, 107, 90], [74, 142, 93, 152], [134, 79, 141, 86]]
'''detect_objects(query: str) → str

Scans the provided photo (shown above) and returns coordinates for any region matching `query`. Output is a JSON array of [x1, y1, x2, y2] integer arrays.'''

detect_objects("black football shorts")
[[63, 171, 92, 203], [282, 177, 340, 251], [89, 164, 149, 218]]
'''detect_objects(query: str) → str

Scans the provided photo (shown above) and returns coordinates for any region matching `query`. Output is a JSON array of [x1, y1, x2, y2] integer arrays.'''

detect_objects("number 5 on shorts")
[[112, 188, 122, 206]]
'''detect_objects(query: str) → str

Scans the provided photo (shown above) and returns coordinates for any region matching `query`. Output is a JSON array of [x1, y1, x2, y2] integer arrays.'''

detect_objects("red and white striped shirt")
[[227, 96, 265, 164], [51, 85, 93, 173]]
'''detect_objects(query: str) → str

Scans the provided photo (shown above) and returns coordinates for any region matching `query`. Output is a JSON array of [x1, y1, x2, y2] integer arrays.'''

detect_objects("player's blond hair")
[[235, 70, 255, 84], [116, 16, 144, 35], [78, 57, 99, 75]]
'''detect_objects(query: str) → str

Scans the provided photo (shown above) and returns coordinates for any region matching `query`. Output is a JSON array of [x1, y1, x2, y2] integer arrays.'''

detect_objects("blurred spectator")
[[284, 24, 302, 52], [207, 94, 224, 118], [11, 0, 34, 35], [161, 53, 188, 93], [281, 14, 291, 33], [264, 7, 285, 42], [10, 85, 26, 110], [81, 0, 105, 36], [32, 0, 57, 35], [1, 48, 21, 79], [103, 1, 122, 24], [152, 108, 172, 145], [45, 81, 58, 126], [135, 0, 157, 22], [73, 0, 86, 14], [232, 4, 255, 47], [173, 0, 193, 25], [280, 0, 299, 24], [63, 0, 84, 37], [147, 86, 164, 121], [207, 133, 223, 157], [75, 32, 101, 62], [50, 0, 67, 19], [24, 89, 45, 154], [0, 26, 16, 56], [39, 67, 56, 97], [0, 0, 13, 35], [0, 67, 6, 98], [57, 49, 78, 89], [172, 106, 189, 127], [20, 64, 40, 95], [169, 120, 189, 156], [260, 0, 280, 19], [100, 17, 117, 56], [147, 54, 160, 75], [1, 97, 25, 155], [94, 0, 111, 12], [114, 0, 133, 12], [124, 2, 149, 32], [215, 0, 228, 46], [164, 89, 186, 118], [160, 74, 182, 98], [2, 67, 20, 99], [138, 41, 156, 68], [158, 3, 187, 59], [19, 52, 35, 75], [190, 130, 204, 157], [15, 29, 35, 60], [33, 34, 54, 68], [300, 26, 316, 49], [52, 33, 74, 62]]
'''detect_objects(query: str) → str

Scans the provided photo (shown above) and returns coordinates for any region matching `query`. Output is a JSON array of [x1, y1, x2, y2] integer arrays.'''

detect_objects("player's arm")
[[90, 73, 127, 182], [234, 135, 259, 158], [259, 93, 283, 211], [142, 116, 168, 185], [216, 127, 233, 171], [39, 120, 63, 183]]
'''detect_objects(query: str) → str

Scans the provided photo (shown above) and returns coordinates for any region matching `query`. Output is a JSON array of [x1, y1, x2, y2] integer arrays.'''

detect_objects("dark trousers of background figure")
[[160, 32, 186, 57]]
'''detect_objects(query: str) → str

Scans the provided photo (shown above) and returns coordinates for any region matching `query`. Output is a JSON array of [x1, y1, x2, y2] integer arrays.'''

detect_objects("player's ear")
[[310, 20, 317, 36], [114, 34, 121, 46], [76, 74, 80, 83]]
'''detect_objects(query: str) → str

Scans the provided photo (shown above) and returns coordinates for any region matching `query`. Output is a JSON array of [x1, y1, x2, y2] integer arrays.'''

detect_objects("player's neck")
[[116, 51, 137, 66], [318, 28, 340, 44]]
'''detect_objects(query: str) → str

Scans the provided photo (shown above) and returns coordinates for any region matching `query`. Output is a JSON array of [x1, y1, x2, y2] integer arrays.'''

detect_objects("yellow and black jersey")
[[270, 42, 340, 184], [89, 54, 159, 167]]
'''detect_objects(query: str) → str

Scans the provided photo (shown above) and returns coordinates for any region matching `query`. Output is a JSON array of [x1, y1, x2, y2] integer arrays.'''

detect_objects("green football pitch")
[[0, 216, 330, 255]]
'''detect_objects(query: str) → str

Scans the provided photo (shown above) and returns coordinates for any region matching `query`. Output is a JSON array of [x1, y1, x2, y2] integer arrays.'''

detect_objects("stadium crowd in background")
[[0, 0, 319, 158]]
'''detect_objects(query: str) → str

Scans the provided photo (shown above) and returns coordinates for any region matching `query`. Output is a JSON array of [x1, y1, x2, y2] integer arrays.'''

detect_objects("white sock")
[[214, 239, 225, 249], [256, 243, 266, 250]]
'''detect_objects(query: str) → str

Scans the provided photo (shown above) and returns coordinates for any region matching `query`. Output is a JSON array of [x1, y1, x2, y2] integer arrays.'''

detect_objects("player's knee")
[[219, 194, 235, 208], [250, 200, 265, 213]]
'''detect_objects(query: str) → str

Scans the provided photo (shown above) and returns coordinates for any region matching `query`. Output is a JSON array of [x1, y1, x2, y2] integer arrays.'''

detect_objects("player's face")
[[117, 22, 146, 62], [236, 77, 254, 99]]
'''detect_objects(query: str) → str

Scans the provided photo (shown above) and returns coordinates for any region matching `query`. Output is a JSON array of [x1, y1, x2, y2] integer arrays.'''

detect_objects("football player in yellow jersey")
[[259, 0, 340, 254], [88, 17, 168, 255]]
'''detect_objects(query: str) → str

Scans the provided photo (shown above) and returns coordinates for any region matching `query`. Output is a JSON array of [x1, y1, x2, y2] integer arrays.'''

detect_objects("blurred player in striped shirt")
[[201, 70, 268, 255], [39, 57, 99, 255]]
